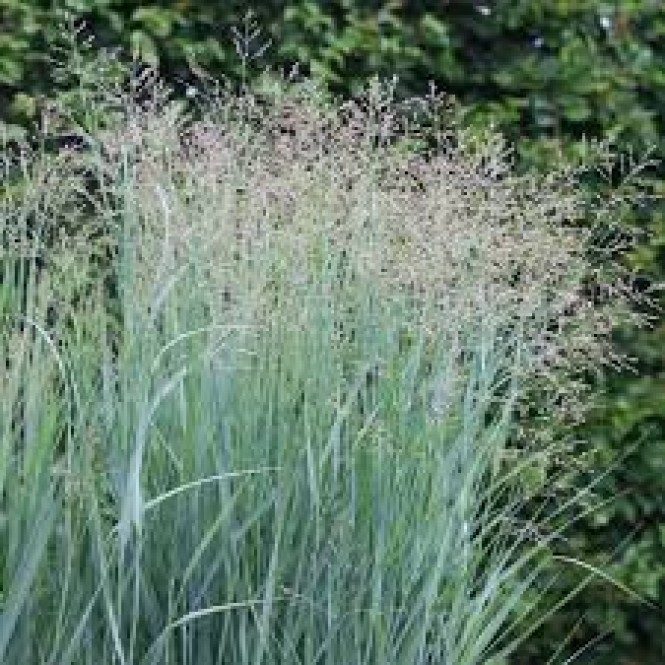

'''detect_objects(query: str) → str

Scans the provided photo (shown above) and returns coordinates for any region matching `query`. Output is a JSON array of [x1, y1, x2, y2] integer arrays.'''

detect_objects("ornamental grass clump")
[[0, 51, 639, 665]]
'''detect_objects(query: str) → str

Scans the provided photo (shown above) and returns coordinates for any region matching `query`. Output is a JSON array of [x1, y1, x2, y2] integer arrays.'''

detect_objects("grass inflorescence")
[[0, 43, 642, 665]]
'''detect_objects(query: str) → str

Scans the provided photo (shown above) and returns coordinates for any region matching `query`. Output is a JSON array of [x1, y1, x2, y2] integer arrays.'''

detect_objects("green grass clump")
[[0, 54, 635, 665]]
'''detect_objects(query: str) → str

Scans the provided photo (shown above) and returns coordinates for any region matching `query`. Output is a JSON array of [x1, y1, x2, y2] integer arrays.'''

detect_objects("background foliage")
[[1, 1, 664, 663]]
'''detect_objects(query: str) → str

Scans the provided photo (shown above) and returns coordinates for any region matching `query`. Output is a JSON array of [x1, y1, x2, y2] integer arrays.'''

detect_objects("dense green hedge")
[[1, 1, 664, 663]]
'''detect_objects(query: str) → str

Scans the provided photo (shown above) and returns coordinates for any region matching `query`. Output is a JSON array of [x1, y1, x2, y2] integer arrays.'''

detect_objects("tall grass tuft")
[[0, 47, 640, 665]]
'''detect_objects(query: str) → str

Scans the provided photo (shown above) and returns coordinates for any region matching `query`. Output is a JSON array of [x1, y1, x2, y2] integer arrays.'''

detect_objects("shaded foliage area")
[[1, 1, 664, 663]]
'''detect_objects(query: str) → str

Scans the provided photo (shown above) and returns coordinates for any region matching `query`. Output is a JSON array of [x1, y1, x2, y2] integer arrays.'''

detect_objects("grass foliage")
[[0, 51, 637, 665]]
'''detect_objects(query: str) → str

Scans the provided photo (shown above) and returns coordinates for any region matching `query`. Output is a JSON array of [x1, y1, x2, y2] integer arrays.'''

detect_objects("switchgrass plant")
[[0, 49, 641, 665]]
